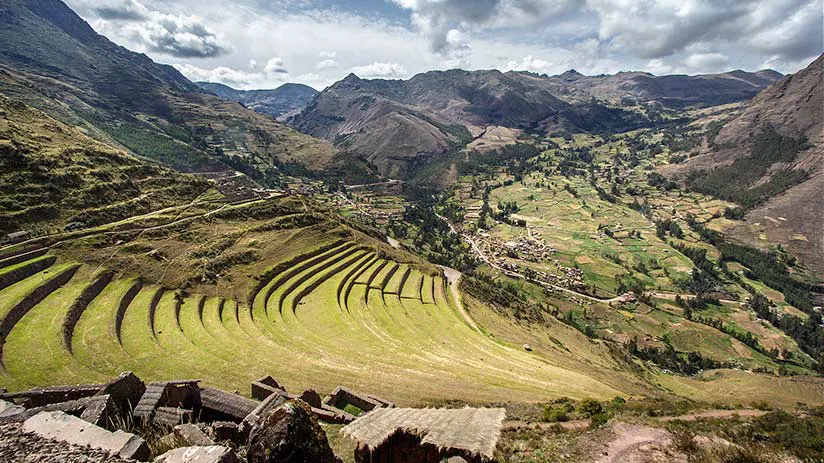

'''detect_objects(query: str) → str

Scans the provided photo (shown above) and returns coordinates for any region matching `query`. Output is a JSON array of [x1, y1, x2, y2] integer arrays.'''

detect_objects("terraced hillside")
[[0, 239, 627, 404]]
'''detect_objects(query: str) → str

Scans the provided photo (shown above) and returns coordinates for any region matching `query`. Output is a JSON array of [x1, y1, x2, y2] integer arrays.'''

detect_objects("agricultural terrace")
[[444, 129, 822, 380], [0, 196, 633, 405]]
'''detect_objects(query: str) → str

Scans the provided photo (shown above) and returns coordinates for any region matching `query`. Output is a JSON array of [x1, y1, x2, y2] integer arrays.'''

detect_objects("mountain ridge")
[[291, 66, 781, 178], [196, 81, 319, 119]]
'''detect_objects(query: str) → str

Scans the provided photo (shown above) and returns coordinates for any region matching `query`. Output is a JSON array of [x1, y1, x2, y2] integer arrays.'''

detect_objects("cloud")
[[173, 63, 263, 87], [505, 55, 553, 73], [82, 0, 230, 58], [684, 52, 729, 71], [350, 62, 408, 78], [67, 0, 822, 89], [316, 59, 337, 70], [93, 0, 149, 21], [393, 0, 583, 54], [263, 57, 288, 74]]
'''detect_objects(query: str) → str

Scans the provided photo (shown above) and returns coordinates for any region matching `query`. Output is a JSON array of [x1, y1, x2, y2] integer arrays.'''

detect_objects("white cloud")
[[173, 63, 264, 87], [505, 55, 553, 73], [684, 52, 729, 71], [350, 62, 408, 78], [85, 0, 230, 58], [316, 59, 337, 70], [263, 57, 288, 74], [249, 59, 257, 70], [319, 51, 337, 59]]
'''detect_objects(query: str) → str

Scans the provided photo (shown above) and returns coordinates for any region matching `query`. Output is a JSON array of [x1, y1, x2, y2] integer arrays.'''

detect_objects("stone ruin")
[[0, 372, 395, 462]]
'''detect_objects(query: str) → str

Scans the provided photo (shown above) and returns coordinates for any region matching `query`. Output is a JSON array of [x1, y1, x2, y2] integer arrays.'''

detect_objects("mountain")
[[0, 0, 338, 182], [518, 68, 783, 107], [290, 70, 647, 177], [197, 82, 318, 119], [669, 54, 823, 275], [291, 67, 780, 178]]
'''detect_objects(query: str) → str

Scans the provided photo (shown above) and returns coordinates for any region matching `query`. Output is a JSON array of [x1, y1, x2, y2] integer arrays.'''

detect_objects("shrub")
[[542, 405, 569, 423], [578, 398, 604, 418], [589, 413, 610, 429]]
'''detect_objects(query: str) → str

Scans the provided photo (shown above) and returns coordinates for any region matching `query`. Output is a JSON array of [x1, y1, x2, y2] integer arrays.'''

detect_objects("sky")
[[65, 0, 824, 90]]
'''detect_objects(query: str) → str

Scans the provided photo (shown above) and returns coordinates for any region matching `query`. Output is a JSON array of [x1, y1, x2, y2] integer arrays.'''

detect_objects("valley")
[[0, 1, 822, 461]]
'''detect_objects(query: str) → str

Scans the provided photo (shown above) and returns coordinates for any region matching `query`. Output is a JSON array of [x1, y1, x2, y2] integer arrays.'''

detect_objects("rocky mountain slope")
[[669, 54, 823, 276], [515, 68, 782, 107], [291, 68, 780, 178], [197, 82, 319, 119], [290, 70, 646, 177], [0, 94, 209, 233], [0, 0, 338, 181]]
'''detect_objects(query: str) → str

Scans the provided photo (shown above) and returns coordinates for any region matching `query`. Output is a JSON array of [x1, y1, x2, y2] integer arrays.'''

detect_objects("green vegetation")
[[687, 127, 810, 209]]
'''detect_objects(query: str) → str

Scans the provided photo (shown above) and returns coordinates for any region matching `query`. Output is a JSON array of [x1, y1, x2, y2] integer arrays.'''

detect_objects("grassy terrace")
[[2, 247, 822, 407], [0, 189, 822, 408], [0, 245, 626, 404]]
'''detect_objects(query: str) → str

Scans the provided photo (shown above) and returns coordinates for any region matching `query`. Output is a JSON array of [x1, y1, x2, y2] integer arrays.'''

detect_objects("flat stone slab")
[[23, 411, 149, 460], [0, 399, 24, 418], [154, 446, 239, 463], [174, 424, 214, 446]]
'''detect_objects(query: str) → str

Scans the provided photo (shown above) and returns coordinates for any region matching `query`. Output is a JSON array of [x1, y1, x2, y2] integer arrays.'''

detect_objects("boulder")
[[23, 411, 150, 460], [0, 399, 25, 419], [174, 424, 215, 446], [246, 399, 340, 463], [154, 446, 240, 463]]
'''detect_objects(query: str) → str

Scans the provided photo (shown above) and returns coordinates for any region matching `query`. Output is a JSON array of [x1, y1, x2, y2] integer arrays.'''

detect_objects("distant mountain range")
[[0, 0, 793, 186], [523, 68, 783, 107], [289, 67, 781, 177], [196, 82, 318, 120]]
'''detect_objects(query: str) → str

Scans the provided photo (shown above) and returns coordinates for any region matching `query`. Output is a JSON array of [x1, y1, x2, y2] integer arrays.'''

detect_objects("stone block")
[[23, 411, 150, 460], [154, 446, 240, 463]]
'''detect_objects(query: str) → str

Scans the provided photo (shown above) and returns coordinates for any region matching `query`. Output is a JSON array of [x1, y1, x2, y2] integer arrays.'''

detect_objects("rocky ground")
[[0, 422, 131, 463]]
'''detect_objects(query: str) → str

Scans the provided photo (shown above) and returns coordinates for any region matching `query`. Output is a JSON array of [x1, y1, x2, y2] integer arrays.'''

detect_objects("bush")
[[578, 398, 604, 418], [589, 413, 610, 429], [542, 406, 569, 423]]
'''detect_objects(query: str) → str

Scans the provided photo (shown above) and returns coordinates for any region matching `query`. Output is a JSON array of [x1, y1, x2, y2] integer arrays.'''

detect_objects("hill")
[[0, 0, 338, 181], [197, 82, 319, 119], [666, 54, 823, 276], [0, 95, 209, 234], [291, 68, 780, 178]]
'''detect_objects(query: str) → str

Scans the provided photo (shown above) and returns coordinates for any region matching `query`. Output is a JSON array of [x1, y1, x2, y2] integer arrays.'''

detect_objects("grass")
[[0, 237, 632, 403]]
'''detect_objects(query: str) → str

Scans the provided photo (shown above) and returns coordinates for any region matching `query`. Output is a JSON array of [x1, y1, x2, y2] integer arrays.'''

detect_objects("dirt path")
[[503, 408, 770, 433], [598, 422, 671, 463], [657, 409, 768, 422], [438, 265, 483, 334]]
